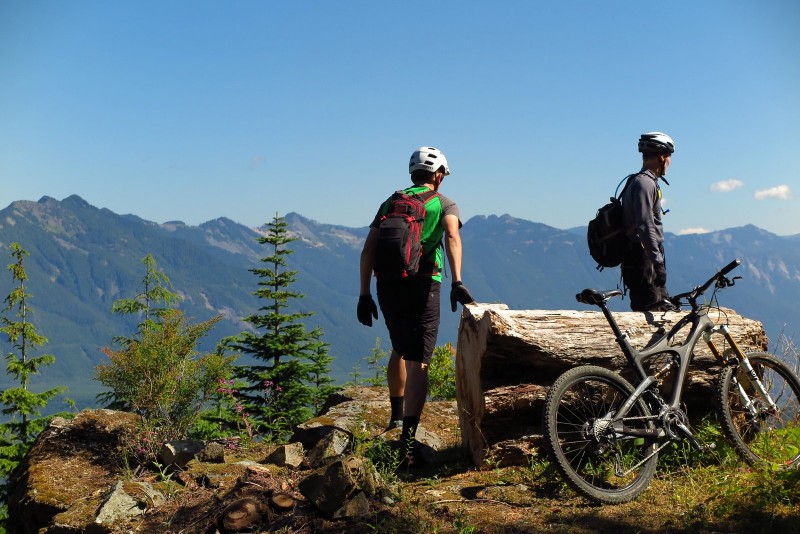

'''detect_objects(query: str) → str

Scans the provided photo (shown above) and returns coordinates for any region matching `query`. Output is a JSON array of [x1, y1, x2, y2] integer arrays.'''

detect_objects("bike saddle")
[[576, 288, 623, 305]]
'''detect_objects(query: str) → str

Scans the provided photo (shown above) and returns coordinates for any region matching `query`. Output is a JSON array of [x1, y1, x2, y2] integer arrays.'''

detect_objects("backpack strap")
[[414, 189, 443, 276], [412, 189, 439, 203], [615, 174, 636, 199], [620, 172, 660, 238]]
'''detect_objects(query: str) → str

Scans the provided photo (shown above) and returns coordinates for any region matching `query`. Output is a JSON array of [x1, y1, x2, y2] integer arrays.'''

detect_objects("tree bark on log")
[[455, 303, 769, 468]]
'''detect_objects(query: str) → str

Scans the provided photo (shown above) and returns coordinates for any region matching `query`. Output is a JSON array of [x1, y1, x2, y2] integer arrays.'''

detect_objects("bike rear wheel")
[[717, 351, 800, 468], [543, 365, 658, 504]]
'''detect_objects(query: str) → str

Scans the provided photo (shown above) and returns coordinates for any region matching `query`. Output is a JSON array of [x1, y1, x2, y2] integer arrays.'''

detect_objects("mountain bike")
[[542, 259, 800, 504]]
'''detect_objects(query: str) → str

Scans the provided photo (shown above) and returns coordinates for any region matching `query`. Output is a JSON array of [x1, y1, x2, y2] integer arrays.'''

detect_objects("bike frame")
[[555, 260, 799, 487], [601, 302, 712, 415], [596, 299, 770, 444]]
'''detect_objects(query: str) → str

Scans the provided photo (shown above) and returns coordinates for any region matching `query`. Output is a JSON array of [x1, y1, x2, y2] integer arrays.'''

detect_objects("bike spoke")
[[550, 371, 656, 495]]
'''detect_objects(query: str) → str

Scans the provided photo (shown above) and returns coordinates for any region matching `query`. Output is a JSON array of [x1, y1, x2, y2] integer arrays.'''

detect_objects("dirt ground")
[[136, 398, 799, 534]]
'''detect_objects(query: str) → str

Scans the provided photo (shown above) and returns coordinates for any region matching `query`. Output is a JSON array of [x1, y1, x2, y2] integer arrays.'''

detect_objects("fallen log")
[[455, 303, 768, 468]]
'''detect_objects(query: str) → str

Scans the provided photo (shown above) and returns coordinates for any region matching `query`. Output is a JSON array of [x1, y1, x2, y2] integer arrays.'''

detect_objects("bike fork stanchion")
[[711, 325, 779, 411]]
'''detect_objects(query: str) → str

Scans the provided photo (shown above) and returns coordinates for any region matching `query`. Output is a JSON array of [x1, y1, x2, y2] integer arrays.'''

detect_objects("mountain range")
[[1, 195, 799, 411]]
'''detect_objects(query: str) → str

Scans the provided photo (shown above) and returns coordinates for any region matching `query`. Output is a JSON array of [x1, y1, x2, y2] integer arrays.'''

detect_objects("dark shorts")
[[376, 277, 441, 363]]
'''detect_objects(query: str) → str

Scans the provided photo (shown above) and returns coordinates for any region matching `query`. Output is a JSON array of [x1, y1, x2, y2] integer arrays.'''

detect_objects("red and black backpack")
[[374, 189, 438, 280]]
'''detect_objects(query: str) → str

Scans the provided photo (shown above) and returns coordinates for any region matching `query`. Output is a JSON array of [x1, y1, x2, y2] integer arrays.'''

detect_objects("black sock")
[[390, 396, 404, 422]]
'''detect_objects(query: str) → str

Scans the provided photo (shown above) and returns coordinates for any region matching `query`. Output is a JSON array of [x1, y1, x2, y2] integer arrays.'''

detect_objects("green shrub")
[[96, 309, 234, 445], [428, 343, 457, 401]]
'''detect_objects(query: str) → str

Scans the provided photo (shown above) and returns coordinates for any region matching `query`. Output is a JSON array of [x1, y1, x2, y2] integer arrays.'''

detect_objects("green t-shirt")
[[371, 185, 460, 283]]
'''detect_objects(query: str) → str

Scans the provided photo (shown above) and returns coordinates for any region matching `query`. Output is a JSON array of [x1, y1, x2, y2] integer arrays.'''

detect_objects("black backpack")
[[587, 175, 635, 270], [374, 189, 438, 280]]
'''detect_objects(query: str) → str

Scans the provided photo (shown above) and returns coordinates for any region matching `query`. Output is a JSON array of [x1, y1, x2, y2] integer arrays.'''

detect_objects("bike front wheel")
[[717, 351, 800, 468], [543, 365, 658, 504]]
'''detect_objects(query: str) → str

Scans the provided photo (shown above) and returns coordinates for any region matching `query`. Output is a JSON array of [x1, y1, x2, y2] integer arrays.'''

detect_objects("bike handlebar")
[[670, 258, 741, 309], [575, 259, 742, 311]]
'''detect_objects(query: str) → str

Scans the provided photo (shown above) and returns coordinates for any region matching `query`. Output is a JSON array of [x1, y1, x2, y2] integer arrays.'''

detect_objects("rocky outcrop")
[[7, 387, 458, 533], [455, 303, 768, 468], [7, 409, 144, 533]]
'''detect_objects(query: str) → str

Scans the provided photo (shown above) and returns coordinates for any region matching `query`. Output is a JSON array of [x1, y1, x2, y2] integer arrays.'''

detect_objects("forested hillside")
[[1, 196, 798, 410]]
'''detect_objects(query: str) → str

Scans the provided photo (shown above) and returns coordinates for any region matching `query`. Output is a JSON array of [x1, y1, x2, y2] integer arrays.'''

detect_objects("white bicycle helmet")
[[409, 146, 450, 175], [638, 132, 675, 154]]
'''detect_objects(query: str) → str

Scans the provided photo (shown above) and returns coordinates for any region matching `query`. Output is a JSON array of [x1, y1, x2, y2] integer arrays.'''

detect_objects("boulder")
[[7, 409, 142, 533], [298, 455, 386, 516]]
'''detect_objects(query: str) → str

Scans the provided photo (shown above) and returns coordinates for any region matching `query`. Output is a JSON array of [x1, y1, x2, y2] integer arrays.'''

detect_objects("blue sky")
[[1, 1, 798, 235]]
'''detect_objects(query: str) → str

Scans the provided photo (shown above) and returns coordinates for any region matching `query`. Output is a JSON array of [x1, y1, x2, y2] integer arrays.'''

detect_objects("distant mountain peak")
[[62, 194, 91, 207]]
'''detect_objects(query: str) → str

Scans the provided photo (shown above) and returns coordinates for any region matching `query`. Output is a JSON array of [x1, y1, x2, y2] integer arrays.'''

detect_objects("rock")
[[7, 409, 142, 533], [332, 491, 371, 519], [94, 481, 145, 526], [298, 455, 385, 516], [198, 441, 226, 463], [6, 391, 456, 532], [266, 442, 306, 468], [305, 428, 351, 467], [292, 386, 384, 448], [159, 439, 205, 469]]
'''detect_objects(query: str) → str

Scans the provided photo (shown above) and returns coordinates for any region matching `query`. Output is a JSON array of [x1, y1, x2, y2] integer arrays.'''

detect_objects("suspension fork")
[[704, 325, 777, 411]]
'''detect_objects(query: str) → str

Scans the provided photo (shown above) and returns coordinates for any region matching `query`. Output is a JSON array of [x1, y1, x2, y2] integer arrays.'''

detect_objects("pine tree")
[[307, 327, 338, 414], [363, 337, 388, 386], [0, 243, 69, 485], [110, 253, 180, 345], [231, 214, 329, 439]]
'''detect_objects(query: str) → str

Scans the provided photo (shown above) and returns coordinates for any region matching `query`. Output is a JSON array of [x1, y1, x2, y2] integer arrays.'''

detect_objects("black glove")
[[357, 295, 378, 326], [653, 262, 667, 287], [450, 281, 475, 312]]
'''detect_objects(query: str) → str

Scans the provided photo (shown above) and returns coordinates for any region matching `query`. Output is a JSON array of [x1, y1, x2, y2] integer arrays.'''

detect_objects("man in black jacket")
[[621, 132, 675, 312]]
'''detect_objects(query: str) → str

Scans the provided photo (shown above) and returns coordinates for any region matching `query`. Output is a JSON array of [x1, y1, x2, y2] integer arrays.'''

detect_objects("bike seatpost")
[[598, 300, 627, 344]]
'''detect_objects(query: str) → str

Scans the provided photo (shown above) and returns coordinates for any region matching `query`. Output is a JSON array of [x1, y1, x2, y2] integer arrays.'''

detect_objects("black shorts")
[[376, 277, 441, 363]]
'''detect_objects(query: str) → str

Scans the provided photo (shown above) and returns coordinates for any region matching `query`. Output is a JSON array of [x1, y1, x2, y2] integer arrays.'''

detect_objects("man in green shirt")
[[358, 146, 474, 469]]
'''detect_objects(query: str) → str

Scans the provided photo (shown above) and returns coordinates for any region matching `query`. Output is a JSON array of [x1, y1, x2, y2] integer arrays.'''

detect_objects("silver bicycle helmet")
[[638, 132, 675, 154], [409, 147, 450, 175]]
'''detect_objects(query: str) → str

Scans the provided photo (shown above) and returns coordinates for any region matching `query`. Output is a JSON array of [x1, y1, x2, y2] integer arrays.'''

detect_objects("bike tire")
[[717, 351, 800, 468], [542, 365, 658, 504]]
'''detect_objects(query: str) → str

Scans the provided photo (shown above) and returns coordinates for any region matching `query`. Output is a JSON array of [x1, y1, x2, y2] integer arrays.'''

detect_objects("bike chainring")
[[661, 407, 690, 440]]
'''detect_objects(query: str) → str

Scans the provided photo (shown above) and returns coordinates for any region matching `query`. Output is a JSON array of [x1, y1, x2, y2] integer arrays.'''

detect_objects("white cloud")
[[754, 185, 792, 200], [677, 227, 709, 235], [710, 179, 744, 193]]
